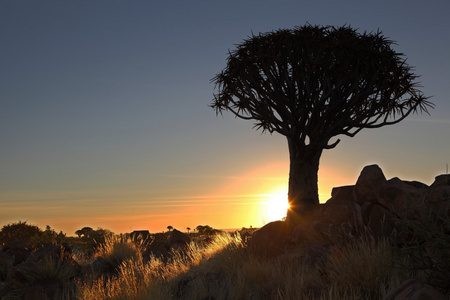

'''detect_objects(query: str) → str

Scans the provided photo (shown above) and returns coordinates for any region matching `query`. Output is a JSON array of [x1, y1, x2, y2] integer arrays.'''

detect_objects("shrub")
[[30, 225, 67, 248], [95, 236, 143, 272], [0, 221, 42, 246]]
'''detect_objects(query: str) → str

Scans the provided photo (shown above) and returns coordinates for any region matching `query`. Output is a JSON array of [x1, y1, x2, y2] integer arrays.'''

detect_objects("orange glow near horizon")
[[1, 162, 357, 235]]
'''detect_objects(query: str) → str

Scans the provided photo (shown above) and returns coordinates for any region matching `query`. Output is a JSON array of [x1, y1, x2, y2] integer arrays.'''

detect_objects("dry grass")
[[324, 236, 406, 299], [77, 233, 240, 300], [72, 232, 414, 300]]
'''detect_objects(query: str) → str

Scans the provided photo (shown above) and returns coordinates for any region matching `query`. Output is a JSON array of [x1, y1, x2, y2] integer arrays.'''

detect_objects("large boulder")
[[291, 201, 362, 246], [328, 185, 355, 203], [249, 221, 291, 257], [383, 278, 447, 300], [166, 229, 191, 251], [377, 177, 426, 212], [431, 174, 450, 188], [353, 164, 386, 204]]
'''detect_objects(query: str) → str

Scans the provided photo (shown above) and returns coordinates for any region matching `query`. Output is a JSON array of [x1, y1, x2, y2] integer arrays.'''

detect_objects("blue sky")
[[1, 0, 449, 234]]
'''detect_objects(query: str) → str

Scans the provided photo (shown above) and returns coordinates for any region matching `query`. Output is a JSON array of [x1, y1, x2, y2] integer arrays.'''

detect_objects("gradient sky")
[[1, 0, 449, 235]]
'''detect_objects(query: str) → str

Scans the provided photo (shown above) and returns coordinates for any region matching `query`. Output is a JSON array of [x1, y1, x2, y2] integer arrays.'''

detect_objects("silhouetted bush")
[[30, 225, 67, 248], [0, 221, 42, 247]]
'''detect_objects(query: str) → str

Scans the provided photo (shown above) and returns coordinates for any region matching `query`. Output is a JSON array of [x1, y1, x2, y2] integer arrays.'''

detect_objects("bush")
[[95, 236, 143, 273], [0, 221, 42, 246], [30, 225, 67, 248]]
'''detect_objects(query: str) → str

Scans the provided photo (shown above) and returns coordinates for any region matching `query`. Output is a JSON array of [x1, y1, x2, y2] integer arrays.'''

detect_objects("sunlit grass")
[[77, 233, 240, 300], [72, 231, 415, 299]]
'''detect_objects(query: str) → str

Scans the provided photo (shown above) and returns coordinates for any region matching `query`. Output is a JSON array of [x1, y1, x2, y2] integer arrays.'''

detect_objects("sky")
[[1, 0, 449, 235]]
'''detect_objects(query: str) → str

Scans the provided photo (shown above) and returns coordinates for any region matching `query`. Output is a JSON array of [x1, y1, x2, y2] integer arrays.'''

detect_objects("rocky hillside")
[[250, 164, 450, 299]]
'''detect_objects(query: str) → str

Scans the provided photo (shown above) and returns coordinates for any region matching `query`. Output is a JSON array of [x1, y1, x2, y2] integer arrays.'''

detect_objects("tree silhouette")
[[75, 226, 93, 238], [211, 25, 433, 223], [167, 225, 173, 232], [196, 225, 215, 236], [186, 227, 191, 234]]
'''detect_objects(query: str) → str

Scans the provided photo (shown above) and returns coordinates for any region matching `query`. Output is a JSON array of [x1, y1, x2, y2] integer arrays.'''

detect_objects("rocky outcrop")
[[250, 165, 450, 264], [249, 221, 291, 257], [327, 165, 449, 243]]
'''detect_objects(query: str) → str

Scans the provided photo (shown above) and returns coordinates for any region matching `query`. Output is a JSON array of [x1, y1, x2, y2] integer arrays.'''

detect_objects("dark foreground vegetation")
[[1, 166, 449, 300]]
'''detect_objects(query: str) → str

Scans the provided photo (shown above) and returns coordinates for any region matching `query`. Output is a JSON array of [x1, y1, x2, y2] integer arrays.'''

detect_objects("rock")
[[249, 221, 291, 257], [1, 241, 30, 252], [167, 229, 191, 251], [5, 261, 38, 289], [365, 204, 395, 238], [403, 180, 429, 189], [378, 177, 424, 212], [291, 220, 318, 246], [431, 174, 450, 187], [1, 241, 32, 266], [383, 278, 447, 300], [329, 185, 355, 202], [291, 201, 362, 246], [319, 201, 362, 228], [362, 203, 411, 245], [426, 186, 450, 209], [353, 164, 386, 204]]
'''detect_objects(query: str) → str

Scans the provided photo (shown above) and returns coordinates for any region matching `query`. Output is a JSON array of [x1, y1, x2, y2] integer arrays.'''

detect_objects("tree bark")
[[286, 138, 322, 225]]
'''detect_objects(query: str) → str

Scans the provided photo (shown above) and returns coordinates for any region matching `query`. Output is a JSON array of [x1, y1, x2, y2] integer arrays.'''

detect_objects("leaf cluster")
[[212, 24, 433, 149]]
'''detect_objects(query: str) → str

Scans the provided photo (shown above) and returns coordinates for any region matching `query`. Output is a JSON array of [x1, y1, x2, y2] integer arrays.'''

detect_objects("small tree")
[[167, 225, 173, 232], [186, 227, 191, 234], [75, 226, 93, 238], [211, 24, 432, 223], [196, 225, 216, 236]]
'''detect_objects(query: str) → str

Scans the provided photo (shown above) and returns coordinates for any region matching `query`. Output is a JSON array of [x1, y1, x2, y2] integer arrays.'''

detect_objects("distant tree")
[[196, 225, 216, 236], [167, 225, 173, 232], [186, 227, 191, 234], [211, 24, 433, 223], [89, 228, 114, 246], [74, 226, 113, 250], [75, 226, 94, 238]]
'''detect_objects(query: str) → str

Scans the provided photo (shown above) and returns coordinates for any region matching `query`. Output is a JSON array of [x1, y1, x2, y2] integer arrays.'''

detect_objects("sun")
[[262, 189, 290, 222]]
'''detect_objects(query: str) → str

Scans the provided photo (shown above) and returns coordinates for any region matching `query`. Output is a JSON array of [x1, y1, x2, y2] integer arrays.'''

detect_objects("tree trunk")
[[286, 138, 322, 225]]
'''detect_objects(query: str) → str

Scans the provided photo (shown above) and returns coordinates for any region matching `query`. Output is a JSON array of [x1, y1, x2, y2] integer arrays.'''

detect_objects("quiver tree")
[[211, 25, 433, 223]]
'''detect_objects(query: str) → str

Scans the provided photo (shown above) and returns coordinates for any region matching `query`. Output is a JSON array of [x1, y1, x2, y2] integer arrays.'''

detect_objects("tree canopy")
[[212, 25, 432, 148]]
